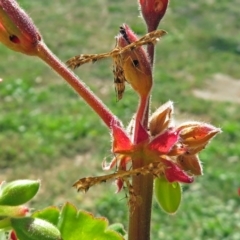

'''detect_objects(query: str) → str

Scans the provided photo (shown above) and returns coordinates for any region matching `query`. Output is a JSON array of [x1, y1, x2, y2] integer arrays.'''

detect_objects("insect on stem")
[[66, 29, 166, 101], [73, 161, 165, 192]]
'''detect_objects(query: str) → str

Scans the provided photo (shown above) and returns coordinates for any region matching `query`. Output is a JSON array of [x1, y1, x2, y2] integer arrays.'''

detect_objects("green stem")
[[36, 42, 120, 129]]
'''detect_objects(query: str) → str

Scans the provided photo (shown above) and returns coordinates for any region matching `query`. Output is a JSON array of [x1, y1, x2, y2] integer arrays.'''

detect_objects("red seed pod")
[[116, 24, 152, 98], [0, 0, 41, 55], [138, 0, 169, 30]]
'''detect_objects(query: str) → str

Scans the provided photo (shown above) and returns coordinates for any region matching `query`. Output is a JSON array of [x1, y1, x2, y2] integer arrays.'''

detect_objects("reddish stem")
[[128, 94, 153, 240], [128, 26, 156, 240], [36, 42, 120, 129], [128, 161, 153, 240], [133, 95, 149, 144], [128, 91, 152, 240], [147, 43, 155, 67]]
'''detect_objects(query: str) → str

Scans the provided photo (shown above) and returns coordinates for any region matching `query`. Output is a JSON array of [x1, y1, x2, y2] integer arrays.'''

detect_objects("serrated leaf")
[[11, 217, 62, 240], [58, 202, 123, 240], [154, 177, 182, 214], [32, 206, 60, 226]]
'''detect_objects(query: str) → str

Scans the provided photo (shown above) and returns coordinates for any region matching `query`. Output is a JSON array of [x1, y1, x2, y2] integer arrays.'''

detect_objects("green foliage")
[[0, 180, 123, 240], [108, 223, 126, 237], [32, 207, 60, 226], [0, 0, 239, 239], [11, 217, 62, 240], [58, 202, 123, 240], [154, 177, 181, 214], [11, 203, 124, 240]]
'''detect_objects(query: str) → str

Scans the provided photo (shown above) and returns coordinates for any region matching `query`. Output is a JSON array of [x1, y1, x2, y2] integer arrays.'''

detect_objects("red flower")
[[104, 102, 221, 192]]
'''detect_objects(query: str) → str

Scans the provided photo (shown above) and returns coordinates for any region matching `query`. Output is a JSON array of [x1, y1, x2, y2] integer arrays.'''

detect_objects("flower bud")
[[177, 154, 203, 176], [11, 217, 62, 240], [139, 0, 169, 30], [0, 0, 41, 55], [0, 180, 40, 206], [177, 122, 221, 149], [116, 24, 152, 97], [149, 101, 174, 136]]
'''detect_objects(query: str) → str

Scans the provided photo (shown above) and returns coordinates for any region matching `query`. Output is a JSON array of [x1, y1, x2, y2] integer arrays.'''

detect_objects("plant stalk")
[[128, 162, 153, 240], [128, 26, 156, 240], [36, 42, 120, 129], [128, 94, 152, 240], [133, 95, 149, 144]]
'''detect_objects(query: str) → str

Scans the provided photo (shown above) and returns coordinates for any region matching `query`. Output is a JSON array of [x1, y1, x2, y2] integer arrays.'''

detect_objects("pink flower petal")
[[111, 123, 133, 154], [148, 129, 179, 154], [164, 160, 194, 183], [9, 231, 18, 240], [115, 178, 124, 193], [137, 121, 149, 143]]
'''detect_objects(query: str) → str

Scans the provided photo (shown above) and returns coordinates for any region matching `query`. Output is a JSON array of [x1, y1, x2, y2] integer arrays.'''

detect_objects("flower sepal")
[[163, 159, 194, 183]]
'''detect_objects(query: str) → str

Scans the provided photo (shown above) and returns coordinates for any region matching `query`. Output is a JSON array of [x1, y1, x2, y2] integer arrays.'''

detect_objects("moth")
[[66, 27, 166, 101], [73, 161, 164, 192]]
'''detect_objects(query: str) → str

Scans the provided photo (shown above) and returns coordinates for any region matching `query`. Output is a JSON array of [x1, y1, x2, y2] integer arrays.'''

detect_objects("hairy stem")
[[128, 90, 152, 240], [128, 161, 153, 240], [147, 43, 155, 67], [128, 26, 156, 240], [36, 42, 120, 129]]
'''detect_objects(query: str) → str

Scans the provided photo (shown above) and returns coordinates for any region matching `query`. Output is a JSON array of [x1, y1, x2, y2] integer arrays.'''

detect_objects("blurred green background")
[[0, 0, 240, 239]]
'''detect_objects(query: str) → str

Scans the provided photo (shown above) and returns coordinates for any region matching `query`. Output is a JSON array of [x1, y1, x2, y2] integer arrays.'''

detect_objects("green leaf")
[[32, 206, 60, 226], [58, 202, 123, 240], [11, 217, 62, 240], [0, 180, 40, 206], [154, 177, 182, 214], [108, 223, 126, 236], [0, 217, 11, 230]]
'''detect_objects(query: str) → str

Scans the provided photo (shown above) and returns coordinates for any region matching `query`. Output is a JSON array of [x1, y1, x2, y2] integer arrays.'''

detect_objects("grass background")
[[0, 0, 240, 239]]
